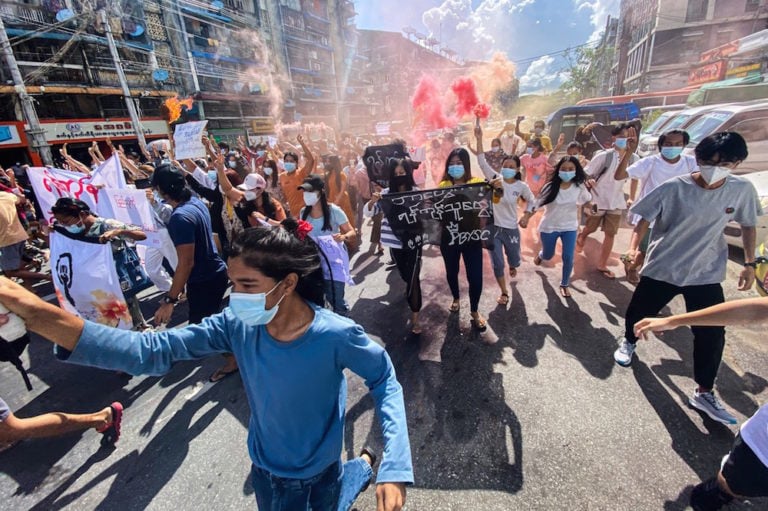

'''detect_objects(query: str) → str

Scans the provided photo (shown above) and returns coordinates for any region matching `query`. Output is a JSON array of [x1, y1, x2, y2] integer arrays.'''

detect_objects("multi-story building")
[[610, 0, 768, 95], [595, 16, 619, 97]]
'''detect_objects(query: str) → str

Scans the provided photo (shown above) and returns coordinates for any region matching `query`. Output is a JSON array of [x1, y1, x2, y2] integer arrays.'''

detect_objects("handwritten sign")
[[173, 120, 208, 160], [379, 183, 494, 249], [363, 143, 409, 188], [28, 167, 106, 223], [104, 188, 160, 248]]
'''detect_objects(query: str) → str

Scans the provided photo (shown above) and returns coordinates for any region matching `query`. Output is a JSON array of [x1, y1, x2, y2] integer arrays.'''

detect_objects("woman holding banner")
[[519, 156, 592, 298], [439, 148, 488, 331], [364, 158, 423, 335], [51, 198, 150, 330]]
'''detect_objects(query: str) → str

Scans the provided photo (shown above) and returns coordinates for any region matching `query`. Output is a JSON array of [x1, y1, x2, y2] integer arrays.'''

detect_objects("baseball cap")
[[150, 164, 186, 193], [238, 173, 266, 191], [297, 176, 325, 192]]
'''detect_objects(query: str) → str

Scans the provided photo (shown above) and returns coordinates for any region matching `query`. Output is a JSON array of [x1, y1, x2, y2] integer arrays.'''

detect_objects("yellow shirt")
[[522, 132, 553, 153], [438, 176, 486, 188], [0, 192, 28, 248]]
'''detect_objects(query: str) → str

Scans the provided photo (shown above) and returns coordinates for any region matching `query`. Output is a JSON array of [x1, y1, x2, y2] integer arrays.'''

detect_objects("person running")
[[577, 123, 638, 279], [0, 223, 413, 511], [299, 176, 356, 314], [439, 148, 488, 331], [364, 158, 424, 335], [475, 126, 535, 305], [614, 132, 763, 425], [614, 128, 698, 283], [633, 297, 768, 511], [520, 156, 592, 298]]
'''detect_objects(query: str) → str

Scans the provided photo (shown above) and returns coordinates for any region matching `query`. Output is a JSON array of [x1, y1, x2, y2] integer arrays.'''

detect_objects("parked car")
[[637, 104, 729, 158], [724, 170, 768, 249], [636, 109, 683, 157], [682, 101, 768, 175]]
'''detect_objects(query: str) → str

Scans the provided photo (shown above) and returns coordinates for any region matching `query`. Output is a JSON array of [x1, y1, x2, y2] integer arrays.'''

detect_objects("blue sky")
[[355, 0, 620, 93]]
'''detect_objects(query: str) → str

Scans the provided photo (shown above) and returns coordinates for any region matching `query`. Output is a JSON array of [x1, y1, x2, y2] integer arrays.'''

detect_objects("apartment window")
[[745, 0, 760, 12], [686, 0, 709, 22]]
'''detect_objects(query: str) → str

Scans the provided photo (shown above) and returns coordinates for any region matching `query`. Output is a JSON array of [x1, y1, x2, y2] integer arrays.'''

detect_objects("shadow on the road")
[[346, 283, 524, 493]]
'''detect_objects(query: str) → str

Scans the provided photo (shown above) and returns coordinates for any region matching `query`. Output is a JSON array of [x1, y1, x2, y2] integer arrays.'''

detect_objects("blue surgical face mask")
[[501, 167, 518, 180], [263, 167, 273, 176], [447, 164, 465, 179], [660, 146, 683, 160], [257, 150, 266, 157], [284, 162, 297, 173], [614, 138, 628, 150], [63, 220, 85, 234], [526, 147, 534, 155], [228, 281, 285, 327], [207, 170, 218, 182], [559, 170, 576, 182]]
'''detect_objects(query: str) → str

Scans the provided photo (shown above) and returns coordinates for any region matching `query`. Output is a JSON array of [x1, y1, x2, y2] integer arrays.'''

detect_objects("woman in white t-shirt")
[[520, 156, 592, 298]]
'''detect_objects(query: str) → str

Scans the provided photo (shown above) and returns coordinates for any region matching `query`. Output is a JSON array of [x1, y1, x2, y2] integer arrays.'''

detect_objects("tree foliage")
[[560, 41, 614, 101]]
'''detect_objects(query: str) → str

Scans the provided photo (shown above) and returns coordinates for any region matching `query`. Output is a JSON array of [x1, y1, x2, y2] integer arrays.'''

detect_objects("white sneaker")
[[614, 337, 636, 366], [689, 389, 737, 425]]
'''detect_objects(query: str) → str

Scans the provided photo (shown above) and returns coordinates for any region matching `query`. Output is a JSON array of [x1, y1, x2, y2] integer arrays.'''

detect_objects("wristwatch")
[[744, 261, 757, 269], [162, 294, 179, 305]]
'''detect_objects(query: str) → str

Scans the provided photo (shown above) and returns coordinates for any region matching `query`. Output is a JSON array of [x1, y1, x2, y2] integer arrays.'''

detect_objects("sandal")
[[497, 293, 510, 305], [509, 267, 517, 278], [209, 367, 240, 383], [533, 255, 542, 266], [97, 402, 124, 446], [559, 286, 572, 298], [449, 300, 460, 313], [470, 315, 487, 332], [597, 268, 616, 280]]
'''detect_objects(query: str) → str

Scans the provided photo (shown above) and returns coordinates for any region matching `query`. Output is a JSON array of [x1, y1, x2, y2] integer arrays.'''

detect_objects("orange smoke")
[[163, 96, 194, 123]]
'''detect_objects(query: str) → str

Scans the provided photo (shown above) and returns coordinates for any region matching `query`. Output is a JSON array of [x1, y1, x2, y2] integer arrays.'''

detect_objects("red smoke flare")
[[450, 77, 480, 118], [411, 75, 455, 130], [473, 102, 491, 120]]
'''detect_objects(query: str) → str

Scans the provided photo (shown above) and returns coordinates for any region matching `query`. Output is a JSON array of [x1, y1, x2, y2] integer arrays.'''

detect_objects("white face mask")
[[244, 190, 258, 201], [699, 165, 730, 185], [303, 191, 319, 206], [490, 146, 500, 153]]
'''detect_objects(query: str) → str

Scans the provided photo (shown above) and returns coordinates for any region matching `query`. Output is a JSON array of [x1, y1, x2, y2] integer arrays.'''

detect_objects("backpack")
[[0, 334, 32, 391]]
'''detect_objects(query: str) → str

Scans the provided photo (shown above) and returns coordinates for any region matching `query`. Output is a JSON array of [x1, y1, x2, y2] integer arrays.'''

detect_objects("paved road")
[[1, 223, 766, 510]]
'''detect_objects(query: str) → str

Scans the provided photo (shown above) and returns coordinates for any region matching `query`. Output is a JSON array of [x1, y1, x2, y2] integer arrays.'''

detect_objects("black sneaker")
[[690, 477, 733, 511]]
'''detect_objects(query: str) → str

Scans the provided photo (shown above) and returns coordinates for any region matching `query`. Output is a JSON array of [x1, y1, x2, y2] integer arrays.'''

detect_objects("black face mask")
[[390, 175, 412, 192]]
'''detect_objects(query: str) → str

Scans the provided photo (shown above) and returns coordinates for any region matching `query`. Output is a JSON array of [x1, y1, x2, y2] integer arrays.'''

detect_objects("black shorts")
[[721, 434, 768, 498]]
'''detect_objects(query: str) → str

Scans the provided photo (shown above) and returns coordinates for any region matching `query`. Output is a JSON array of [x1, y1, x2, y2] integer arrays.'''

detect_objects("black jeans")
[[440, 241, 484, 313], [391, 247, 422, 313], [624, 277, 725, 389], [187, 270, 229, 324]]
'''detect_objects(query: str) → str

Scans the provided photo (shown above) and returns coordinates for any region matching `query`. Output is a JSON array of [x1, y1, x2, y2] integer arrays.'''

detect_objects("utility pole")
[[0, 15, 53, 166], [100, 8, 147, 149]]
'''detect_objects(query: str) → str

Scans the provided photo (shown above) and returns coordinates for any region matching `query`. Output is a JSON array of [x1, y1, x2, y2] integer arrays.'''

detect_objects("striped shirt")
[[363, 187, 420, 249]]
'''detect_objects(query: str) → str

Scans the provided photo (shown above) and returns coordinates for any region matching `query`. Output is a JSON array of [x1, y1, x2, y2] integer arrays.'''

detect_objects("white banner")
[[173, 121, 208, 160], [27, 167, 109, 223], [50, 233, 133, 330], [103, 188, 161, 248], [89, 154, 126, 190]]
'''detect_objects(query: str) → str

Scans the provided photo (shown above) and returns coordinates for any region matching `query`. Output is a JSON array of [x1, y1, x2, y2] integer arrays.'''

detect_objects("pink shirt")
[[520, 154, 553, 196]]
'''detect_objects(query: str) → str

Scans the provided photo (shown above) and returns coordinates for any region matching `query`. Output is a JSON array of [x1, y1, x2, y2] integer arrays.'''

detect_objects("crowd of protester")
[[0, 116, 766, 511]]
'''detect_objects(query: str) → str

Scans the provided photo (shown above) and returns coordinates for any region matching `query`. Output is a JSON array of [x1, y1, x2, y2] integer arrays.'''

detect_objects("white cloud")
[[575, 0, 621, 42], [519, 55, 569, 93]]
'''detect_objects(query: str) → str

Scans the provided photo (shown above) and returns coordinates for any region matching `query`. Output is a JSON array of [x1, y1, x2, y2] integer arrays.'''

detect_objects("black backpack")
[[0, 334, 32, 391]]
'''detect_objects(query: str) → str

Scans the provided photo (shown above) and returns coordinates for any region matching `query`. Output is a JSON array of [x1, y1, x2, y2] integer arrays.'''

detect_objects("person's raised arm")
[[514, 116, 527, 140], [614, 127, 638, 181], [297, 134, 315, 177], [213, 151, 244, 203], [634, 297, 768, 340]]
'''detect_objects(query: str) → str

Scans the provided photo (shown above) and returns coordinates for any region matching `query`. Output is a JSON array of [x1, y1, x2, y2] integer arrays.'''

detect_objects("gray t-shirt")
[[0, 396, 9, 422], [630, 174, 763, 286]]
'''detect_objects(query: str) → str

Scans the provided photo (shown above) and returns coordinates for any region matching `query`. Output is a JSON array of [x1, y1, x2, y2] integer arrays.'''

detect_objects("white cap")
[[237, 173, 266, 191]]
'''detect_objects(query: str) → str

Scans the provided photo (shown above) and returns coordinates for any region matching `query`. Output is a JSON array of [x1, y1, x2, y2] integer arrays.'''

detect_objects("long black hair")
[[537, 156, 587, 207], [258, 190, 278, 220], [263, 159, 279, 188], [442, 147, 472, 183], [500, 154, 522, 180], [301, 185, 333, 232], [387, 157, 416, 191], [228, 220, 325, 306]]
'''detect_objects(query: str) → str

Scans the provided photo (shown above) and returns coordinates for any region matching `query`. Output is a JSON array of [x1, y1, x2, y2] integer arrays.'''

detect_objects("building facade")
[[610, 0, 768, 95]]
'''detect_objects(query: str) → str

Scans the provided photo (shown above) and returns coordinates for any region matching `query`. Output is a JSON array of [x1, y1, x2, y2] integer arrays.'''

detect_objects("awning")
[[697, 75, 764, 89]]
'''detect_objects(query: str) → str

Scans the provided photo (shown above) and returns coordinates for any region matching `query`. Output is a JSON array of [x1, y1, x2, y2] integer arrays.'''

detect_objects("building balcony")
[[0, 2, 53, 27]]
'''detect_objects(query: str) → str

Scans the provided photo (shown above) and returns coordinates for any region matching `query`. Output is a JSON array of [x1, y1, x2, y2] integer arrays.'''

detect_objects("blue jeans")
[[491, 226, 521, 278], [539, 230, 577, 287], [323, 280, 349, 315], [251, 458, 372, 511]]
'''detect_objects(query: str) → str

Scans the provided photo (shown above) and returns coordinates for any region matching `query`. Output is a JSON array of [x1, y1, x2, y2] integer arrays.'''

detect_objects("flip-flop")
[[559, 286, 572, 298], [497, 293, 510, 305], [509, 267, 517, 278], [597, 268, 616, 280], [449, 301, 460, 313], [97, 402, 124, 446], [470, 316, 487, 332], [533, 255, 542, 266], [209, 367, 240, 383]]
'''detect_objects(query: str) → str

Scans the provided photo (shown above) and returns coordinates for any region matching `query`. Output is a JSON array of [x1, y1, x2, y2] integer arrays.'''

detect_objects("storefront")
[[0, 122, 31, 168]]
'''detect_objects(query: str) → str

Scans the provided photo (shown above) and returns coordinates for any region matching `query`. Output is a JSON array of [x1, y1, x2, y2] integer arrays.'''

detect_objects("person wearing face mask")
[[217, 171, 287, 230], [475, 127, 535, 305], [519, 138, 553, 245], [468, 136, 507, 172], [614, 132, 763, 426], [299, 176, 356, 314], [364, 159, 424, 334], [260, 159, 287, 210], [0, 221, 413, 511], [613, 128, 697, 284], [576, 123, 638, 280], [519, 157, 592, 298], [515, 117, 553, 153], [280, 135, 316, 217], [325, 155, 356, 231], [438, 148, 489, 331], [51, 198, 150, 329]]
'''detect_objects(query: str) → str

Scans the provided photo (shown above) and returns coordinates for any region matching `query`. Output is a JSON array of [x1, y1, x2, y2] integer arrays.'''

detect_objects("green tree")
[[560, 41, 614, 101]]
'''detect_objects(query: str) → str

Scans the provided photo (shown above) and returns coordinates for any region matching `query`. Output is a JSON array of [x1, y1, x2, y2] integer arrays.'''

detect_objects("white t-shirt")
[[628, 154, 698, 202], [630, 174, 763, 286], [500, 133, 524, 156], [537, 184, 592, 233], [477, 153, 535, 228], [740, 402, 768, 468], [585, 149, 637, 211]]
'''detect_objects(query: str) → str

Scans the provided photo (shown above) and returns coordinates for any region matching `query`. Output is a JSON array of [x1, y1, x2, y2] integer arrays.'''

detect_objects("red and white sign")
[[688, 60, 727, 86], [42, 118, 169, 143]]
